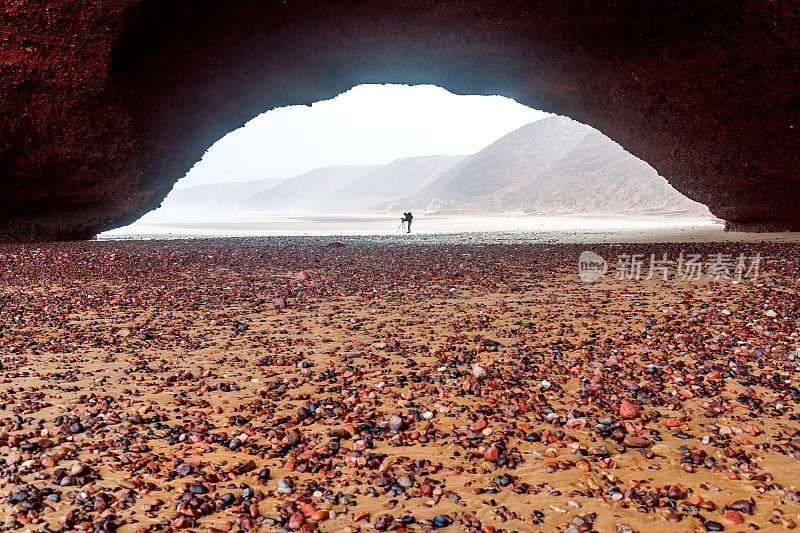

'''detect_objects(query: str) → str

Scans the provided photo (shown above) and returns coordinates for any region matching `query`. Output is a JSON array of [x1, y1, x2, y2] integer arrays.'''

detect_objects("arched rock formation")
[[1, 0, 798, 240]]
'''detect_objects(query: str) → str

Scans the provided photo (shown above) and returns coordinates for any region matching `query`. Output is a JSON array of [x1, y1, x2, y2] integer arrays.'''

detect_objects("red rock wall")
[[1, 0, 798, 240]]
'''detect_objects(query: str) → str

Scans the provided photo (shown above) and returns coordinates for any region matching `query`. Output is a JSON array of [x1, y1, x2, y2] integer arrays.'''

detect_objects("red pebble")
[[619, 400, 640, 419], [484, 446, 500, 462], [723, 509, 743, 524]]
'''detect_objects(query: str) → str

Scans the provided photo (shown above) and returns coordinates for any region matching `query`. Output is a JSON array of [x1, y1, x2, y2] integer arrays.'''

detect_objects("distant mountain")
[[395, 116, 710, 216], [162, 178, 285, 211], [326, 155, 466, 212], [470, 129, 708, 215], [240, 165, 381, 212], [175, 116, 709, 218]]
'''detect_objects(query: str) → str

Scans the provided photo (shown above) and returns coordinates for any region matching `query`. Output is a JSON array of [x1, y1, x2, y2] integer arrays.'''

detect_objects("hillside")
[[395, 116, 710, 216], [161, 178, 285, 211], [326, 155, 465, 212], [239, 165, 380, 212], [175, 116, 709, 218]]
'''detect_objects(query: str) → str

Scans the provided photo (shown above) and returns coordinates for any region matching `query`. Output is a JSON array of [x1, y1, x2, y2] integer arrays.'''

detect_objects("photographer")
[[401, 212, 413, 233]]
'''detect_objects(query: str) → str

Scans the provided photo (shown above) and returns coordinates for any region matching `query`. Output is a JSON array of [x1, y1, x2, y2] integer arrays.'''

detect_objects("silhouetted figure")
[[402, 212, 414, 233]]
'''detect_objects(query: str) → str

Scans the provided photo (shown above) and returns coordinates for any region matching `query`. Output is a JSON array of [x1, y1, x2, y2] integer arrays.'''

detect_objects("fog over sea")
[[100, 209, 739, 243]]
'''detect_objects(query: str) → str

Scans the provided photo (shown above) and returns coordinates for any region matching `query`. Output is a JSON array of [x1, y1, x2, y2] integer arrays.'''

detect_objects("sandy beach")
[[1, 238, 800, 532], [101, 213, 800, 244]]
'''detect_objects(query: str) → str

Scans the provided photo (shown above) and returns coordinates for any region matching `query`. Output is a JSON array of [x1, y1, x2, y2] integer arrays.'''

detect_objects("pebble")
[[619, 399, 640, 419], [276, 478, 294, 494], [432, 515, 450, 528], [622, 435, 650, 447], [397, 473, 415, 488], [723, 510, 743, 524], [70, 462, 89, 476], [388, 413, 406, 431]]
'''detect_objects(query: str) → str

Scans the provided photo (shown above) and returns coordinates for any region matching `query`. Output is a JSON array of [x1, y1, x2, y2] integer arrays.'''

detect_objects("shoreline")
[[99, 218, 800, 244]]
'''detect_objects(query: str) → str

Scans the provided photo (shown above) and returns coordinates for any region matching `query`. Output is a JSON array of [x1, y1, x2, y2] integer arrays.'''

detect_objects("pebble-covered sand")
[[2, 238, 800, 532]]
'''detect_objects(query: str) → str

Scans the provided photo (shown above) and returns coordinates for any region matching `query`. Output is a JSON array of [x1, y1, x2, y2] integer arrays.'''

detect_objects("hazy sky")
[[175, 84, 549, 189]]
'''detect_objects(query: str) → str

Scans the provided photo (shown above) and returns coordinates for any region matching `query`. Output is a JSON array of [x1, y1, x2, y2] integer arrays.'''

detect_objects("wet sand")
[[102, 214, 741, 243], [2, 238, 800, 532], [101, 213, 800, 244]]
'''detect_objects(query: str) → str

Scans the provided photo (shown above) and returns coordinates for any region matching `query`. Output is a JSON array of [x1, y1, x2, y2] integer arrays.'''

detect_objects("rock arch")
[[1, 0, 798, 240]]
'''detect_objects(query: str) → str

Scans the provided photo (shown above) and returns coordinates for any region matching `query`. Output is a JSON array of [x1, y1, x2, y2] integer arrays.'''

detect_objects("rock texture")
[[0, 0, 798, 240]]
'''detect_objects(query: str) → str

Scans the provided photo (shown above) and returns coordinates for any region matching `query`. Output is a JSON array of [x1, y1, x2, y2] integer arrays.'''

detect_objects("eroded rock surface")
[[1, 1, 798, 240]]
